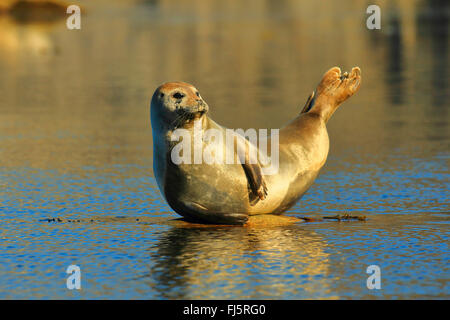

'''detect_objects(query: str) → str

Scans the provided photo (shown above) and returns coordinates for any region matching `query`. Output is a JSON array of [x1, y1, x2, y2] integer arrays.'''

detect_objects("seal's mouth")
[[193, 108, 207, 117], [172, 101, 208, 128], [187, 100, 209, 118], [183, 110, 205, 122]]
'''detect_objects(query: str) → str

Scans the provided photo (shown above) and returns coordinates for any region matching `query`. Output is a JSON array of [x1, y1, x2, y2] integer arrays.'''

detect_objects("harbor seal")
[[150, 66, 361, 225]]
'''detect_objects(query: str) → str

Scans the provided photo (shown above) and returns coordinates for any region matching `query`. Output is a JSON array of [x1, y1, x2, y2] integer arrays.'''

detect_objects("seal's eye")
[[172, 92, 185, 99], [196, 92, 200, 97]]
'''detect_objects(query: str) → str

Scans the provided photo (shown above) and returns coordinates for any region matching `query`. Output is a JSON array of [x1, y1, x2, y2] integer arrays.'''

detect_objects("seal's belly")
[[164, 162, 251, 213], [164, 159, 322, 216]]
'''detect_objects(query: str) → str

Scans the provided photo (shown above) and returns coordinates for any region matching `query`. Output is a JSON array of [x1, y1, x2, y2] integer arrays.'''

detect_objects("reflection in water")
[[1, 0, 68, 25], [150, 225, 332, 299], [385, 5, 404, 106], [0, 17, 55, 56], [416, 0, 449, 108], [0, 0, 448, 299], [0, 1, 68, 71]]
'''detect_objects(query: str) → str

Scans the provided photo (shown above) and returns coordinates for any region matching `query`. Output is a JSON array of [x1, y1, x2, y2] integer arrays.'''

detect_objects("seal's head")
[[151, 81, 209, 129]]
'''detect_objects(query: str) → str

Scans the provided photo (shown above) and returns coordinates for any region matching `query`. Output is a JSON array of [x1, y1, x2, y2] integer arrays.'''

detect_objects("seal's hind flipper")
[[181, 202, 248, 225], [309, 66, 361, 122]]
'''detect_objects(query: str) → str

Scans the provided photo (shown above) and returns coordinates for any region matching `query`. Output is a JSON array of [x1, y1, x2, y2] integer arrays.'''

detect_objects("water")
[[0, 0, 448, 299]]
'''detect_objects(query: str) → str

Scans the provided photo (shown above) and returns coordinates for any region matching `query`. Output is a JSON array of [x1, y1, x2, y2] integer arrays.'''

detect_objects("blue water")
[[1, 151, 448, 299]]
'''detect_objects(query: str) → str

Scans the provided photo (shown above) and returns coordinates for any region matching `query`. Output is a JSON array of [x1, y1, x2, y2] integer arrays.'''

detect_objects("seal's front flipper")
[[181, 202, 249, 225], [234, 133, 268, 204], [242, 159, 268, 202]]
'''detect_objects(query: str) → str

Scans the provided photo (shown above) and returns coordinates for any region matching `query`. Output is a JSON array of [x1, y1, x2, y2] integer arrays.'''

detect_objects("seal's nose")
[[196, 99, 208, 114]]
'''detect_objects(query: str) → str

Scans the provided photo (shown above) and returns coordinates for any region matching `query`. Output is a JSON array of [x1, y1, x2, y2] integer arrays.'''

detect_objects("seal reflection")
[[147, 224, 335, 299]]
